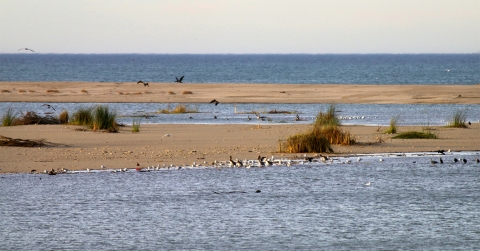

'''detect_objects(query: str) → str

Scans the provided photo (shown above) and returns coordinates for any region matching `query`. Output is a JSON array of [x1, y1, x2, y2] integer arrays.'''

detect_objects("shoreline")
[[1, 82, 479, 104], [1, 82, 480, 174], [1, 123, 479, 174]]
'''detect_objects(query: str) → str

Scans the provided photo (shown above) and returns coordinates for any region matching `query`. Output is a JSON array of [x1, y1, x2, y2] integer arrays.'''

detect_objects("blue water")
[[1, 102, 479, 126], [1, 54, 479, 84], [1, 152, 480, 250]]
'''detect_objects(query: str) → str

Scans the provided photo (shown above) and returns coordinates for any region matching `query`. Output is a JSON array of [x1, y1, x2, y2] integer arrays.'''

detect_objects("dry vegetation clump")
[[182, 90, 193, 95], [14, 111, 60, 125], [385, 115, 399, 134], [18, 90, 26, 93], [81, 90, 88, 93], [0, 135, 51, 147], [167, 91, 176, 95], [46, 89, 60, 93], [1, 90, 11, 93], [281, 105, 355, 153], [59, 110, 69, 124], [158, 104, 198, 114], [29, 90, 35, 93]]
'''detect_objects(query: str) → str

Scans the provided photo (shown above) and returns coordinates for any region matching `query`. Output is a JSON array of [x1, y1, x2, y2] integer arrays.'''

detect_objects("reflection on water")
[[2, 102, 479, 126], [1, 153, 480, 250]]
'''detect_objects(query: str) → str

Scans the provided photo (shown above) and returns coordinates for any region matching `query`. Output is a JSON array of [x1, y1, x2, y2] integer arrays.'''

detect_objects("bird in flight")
[[18, 48, 35, 52], [175, 76, 184, 83], [209, 99, 220, 106], [42, 104, 56, 111], [137, 80, 149, 86]]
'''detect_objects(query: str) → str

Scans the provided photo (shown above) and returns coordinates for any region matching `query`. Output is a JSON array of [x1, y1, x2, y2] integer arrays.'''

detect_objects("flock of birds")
[[32, 153, 480, 177]]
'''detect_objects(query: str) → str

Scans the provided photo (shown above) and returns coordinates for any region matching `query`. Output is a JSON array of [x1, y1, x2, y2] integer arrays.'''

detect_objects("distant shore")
[[1, 82, 479, 104], [1, 82, 479, 174]]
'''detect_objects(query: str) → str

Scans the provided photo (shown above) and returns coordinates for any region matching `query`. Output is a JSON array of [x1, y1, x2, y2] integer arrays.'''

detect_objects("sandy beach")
[[1, 82, 479, 173]]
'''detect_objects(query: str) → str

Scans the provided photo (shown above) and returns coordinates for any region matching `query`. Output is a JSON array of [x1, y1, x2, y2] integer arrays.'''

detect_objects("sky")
[[1, 0, 479, 54]]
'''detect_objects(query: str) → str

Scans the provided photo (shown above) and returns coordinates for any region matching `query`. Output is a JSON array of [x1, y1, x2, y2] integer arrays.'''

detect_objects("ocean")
[[1, 54, 479, 84], [2, 54, 480, 249], [1, 153, 480, 250]]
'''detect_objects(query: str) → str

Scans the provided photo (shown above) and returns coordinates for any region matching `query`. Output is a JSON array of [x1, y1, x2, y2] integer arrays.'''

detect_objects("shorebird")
[[439, 158, 443, 164], [365, 181, 371, 186], [430, 159, 438, 165], [18, 48, 35, 52], [175, 76, 184, 83], [42, 104, 56, 111], [209, 99, 220, 106], [462, 158, 467, 164], [476, 158, 479, 163], [454, 157, 459, 163], [162, 134, 171, 140]]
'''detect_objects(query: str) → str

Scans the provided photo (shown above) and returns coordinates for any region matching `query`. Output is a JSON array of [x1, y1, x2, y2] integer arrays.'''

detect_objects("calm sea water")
[[1, 153, 480, 250], [1, 54, 479, 84], [1, 102, 479, 126]]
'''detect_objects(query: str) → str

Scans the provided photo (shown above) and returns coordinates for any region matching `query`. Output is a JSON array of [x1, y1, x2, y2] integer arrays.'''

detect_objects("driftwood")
[[0, 135, 49, 147], [14, 111, 60, 125]]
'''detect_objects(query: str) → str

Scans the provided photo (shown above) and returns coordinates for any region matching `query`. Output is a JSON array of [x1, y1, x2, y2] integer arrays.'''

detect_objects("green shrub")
[[2, 107, 17, 126]]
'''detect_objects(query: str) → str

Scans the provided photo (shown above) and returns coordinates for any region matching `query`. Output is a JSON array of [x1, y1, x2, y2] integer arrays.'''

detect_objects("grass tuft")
[[158, 104, 198, 114], [392, 131, 438, 139], [59, 110, 69, 124], [132, 118, 141, 133], [446, 109, 468, 128], [92, 105, 118, 132], [2, 107, 17, 126], [385, 115, 400, 134], [281, 105, 355, 153], [70, 107, 94, 126]]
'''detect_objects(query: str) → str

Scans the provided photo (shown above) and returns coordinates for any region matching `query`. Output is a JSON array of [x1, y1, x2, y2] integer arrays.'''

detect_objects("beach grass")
[[132, 118, 141, 133], [2, 107, 17, 126], [70, 107, 94, 126], [281, 105, 354, 153], [385, 115, 399, 134], [92, 105, 118, 132], [59, 110, 69, 124], [392, 131, 438, 139], [447, 109, 468, 128]]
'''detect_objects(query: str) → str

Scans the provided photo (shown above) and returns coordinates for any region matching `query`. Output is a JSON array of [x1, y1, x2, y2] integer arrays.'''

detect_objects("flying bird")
[[18, 48, 35, 52], [42, 104, 56, 111], [209, 99, 219, 106], [175, 76, 184, 83]]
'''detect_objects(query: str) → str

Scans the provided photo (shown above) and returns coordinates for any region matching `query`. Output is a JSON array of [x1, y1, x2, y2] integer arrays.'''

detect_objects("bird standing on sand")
[[175, 76, 184, 83], [18, 48, 35, 52], [209, 99, 220, 106], [42, 104, 56, 111]]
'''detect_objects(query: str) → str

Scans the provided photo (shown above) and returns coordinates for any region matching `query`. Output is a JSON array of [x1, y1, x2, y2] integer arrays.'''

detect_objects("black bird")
[[439, 157, 443, 164], [137, 80, 149, 86], [18, 48, 35, 52], [437, 150, 445, 155], [143, 82, 149, 87], [462, 158, 467, 164], [209, 99, 219, 106], [175, 76, 184, 83], [454, 157, 459, 163], [476, 158, 479, 163], [42, 104, 55, 111], [137, 80, 144, 84], [468, 121, 471, 125]]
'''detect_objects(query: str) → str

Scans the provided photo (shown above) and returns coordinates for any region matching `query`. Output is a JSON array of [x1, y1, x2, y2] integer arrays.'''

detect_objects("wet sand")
[[1, 82, 479, 173]]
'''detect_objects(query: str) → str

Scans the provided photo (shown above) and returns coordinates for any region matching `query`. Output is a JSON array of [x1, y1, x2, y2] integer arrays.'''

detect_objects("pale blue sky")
[[1, 0, 479, 54]]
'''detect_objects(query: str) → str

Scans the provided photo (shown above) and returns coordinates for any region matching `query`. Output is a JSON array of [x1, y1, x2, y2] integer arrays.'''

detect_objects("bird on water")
[[42, 104, 56, 111]]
